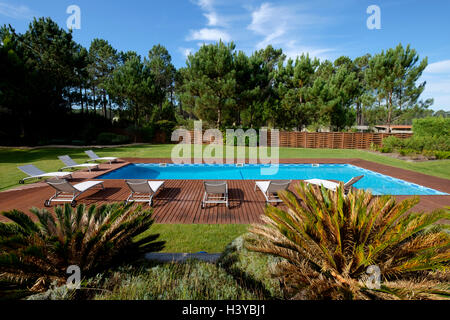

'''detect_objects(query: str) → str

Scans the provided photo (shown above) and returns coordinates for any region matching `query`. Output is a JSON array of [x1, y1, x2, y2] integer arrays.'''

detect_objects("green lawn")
[[142, 224, 249, 253], [1, 144, 449, 191]]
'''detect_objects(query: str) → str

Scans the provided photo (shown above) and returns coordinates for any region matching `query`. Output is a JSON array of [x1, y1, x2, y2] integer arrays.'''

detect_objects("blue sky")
[[1, 0, 449, 110]]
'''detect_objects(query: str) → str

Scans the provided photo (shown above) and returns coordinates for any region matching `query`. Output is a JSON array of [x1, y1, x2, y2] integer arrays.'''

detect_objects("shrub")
[[381, 136, 404, 151], [0, 203, 164, 292], [247, 182, 450, 300], [434, 151, 450, 160], [111, 134, 130, 145], [399, 148, 416, 156], [413, 117, 450, 137], [382, 134, 450, 155], [71, 140, 86, 146], [379, 146, 393, 153], [154, 120, 177, 143], [96, 132, 117, 144], [96, 132, 130, 145]]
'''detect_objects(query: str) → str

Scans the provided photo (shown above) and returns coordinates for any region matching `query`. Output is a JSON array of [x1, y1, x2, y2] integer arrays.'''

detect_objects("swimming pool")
[[97, 163, 447, 196]]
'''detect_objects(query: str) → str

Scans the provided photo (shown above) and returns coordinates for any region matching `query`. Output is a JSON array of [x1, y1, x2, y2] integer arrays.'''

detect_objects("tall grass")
[[93, 260, 268, 300]]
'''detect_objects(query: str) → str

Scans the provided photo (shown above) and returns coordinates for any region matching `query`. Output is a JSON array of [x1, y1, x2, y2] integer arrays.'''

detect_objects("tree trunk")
[[217, 108, 222, 128], [84, 88, 88, 113], [109, 99, 112, 120], [179, 101, 183, 117], [387, 92, 393, 133], [93, 87, 96, 115], [80, 86, 84, 114], [103, 91, 107, 117], [356, 102, 360, 125]]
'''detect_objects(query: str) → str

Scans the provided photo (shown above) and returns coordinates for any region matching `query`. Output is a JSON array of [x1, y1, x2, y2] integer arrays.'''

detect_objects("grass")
[[90, 235, 281, 301], [142, 224, 249, 253], [1, 144, 449, 191], [93, 260, 269, 300]]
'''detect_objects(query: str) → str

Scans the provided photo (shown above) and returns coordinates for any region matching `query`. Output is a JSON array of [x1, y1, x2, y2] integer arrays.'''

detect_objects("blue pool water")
[[97, 163, 447, 196]]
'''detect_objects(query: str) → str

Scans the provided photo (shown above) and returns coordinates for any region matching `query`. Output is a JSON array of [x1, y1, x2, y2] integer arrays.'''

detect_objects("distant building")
[[374, 125, 413, 133], [354, 125, 413, 133]]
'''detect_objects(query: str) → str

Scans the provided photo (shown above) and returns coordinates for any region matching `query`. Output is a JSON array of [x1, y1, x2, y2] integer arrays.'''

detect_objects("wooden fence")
[[180, 130, 412, 149], [277, 132, 412, 149]]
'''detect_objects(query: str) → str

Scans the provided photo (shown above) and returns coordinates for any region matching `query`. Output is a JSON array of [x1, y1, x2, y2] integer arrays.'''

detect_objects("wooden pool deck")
[[0, 158, 449, 224]]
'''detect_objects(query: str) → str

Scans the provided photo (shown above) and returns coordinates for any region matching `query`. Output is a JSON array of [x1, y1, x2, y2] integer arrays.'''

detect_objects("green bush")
[[382, 134, 450, 155], [111, 134, 130, 145], [0, 203, 163, 293], [96, 132, 130, 145], [413, 116, 450, 137], [154, 120, 177, 143], [379, 146, 393, 153], [96, 132, 117, 144], [222, 128, 260, 147], [382, 136, 405, 151], [71, 140, 86, 146], [434, 151, 450, 160], [247, 182, 450, 300], [399, 148, 416, 156]]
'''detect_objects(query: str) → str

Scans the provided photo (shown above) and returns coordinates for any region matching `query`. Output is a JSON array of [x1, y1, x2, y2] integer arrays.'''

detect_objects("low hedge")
[[382, 135, 450, 153], [96, 132, 131, 145], [413, 117, 450, 137]]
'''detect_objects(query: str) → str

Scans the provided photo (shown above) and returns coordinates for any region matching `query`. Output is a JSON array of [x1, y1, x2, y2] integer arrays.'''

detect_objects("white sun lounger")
[[125, 180, 165, 206], [85, 150, 118, 164], [45, 179, 104, 207], [305, 175, 364, 193], [58, 155, 99, 172], [18, 165, 73, 184], [255, 180, 291, 204], [202, 181, 228, 208]]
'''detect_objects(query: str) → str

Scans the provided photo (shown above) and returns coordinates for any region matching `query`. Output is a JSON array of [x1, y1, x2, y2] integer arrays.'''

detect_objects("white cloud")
[[185, 0, 231, 52], [195, 0, 214, 11], [204, 11, 219, 26], [186, 28, 231, 42], [247, 2, 334, 61], [179, 47, 194, 58], [424, 59, 450, 74], [421, 62, 450, 110], [0, 2, 34, 19], [248, 3, 319, 46], [192, 0, 227, 27], [283, 41, 335, 61]]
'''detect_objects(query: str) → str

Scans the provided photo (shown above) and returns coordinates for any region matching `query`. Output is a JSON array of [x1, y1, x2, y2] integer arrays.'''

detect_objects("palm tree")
[[247, 182, 449, 300], [0, 203, 164, 292]]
